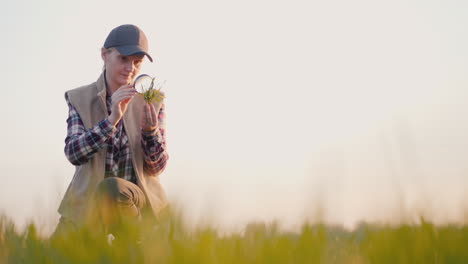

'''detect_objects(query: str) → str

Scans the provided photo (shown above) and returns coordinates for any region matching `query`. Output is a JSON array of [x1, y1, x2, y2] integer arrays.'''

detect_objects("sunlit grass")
[[1, 210, 467, 263]]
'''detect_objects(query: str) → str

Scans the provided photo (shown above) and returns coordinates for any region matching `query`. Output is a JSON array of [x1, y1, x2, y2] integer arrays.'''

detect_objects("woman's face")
[[102, 48, 145, 88]]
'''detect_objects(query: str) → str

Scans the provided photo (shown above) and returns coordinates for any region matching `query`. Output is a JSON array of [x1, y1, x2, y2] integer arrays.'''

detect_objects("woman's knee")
[[95, 177, 146, 209]]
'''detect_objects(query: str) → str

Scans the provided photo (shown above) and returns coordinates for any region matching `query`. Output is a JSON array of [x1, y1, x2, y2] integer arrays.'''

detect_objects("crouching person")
[[52, 24, 169, 242]]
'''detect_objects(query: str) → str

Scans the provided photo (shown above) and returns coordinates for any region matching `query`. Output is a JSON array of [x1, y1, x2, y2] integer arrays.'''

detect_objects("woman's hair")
[[104, 47, 115, 53], [102, 47, 115, 71]]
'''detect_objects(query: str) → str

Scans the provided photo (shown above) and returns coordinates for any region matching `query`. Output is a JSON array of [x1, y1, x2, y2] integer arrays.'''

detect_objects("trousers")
[[51, 177, 147, 237]]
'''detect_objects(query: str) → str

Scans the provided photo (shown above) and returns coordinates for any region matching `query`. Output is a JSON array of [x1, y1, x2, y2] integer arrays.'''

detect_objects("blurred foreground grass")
[[1, 210, 467, 264]]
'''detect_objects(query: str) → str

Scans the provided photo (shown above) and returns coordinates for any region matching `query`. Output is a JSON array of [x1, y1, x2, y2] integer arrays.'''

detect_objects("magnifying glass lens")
[[134, 74, 153, 93]]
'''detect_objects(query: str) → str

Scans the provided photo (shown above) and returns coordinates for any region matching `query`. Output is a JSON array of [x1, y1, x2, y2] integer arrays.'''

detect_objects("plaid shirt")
[[64, 95, 168, 184]]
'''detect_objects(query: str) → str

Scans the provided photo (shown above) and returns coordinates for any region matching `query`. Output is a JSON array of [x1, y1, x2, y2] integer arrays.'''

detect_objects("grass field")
[[1, 211, 468, 264]]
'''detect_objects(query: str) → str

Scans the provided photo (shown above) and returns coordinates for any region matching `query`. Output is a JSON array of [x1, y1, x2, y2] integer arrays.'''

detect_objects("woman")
[[54, 24, 169, 237]]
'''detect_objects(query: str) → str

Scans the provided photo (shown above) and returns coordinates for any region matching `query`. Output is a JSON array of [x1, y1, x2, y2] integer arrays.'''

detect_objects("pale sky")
[[1, 0, 468, 232]]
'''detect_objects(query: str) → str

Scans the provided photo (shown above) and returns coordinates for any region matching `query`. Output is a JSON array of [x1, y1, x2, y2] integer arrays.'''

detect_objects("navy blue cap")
[[104, 24, 153, 62]]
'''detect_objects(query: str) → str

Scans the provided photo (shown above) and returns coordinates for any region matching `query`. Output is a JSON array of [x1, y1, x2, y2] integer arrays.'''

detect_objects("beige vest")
[[58, 73, 168, 225]]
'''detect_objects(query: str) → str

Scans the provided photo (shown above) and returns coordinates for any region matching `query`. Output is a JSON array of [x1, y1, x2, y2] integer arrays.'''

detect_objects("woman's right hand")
[[108, 84, 137, 125]]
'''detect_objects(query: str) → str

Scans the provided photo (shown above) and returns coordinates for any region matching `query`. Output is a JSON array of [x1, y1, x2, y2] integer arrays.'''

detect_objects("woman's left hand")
[[141, 103, 159, 132]]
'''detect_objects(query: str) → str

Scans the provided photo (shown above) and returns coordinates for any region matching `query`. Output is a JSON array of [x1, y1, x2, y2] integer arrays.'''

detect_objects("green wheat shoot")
[[140, 77, 165, 104]]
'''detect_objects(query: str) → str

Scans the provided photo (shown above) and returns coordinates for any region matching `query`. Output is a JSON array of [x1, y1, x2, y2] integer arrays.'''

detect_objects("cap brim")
[[115, 45, 153, 62]]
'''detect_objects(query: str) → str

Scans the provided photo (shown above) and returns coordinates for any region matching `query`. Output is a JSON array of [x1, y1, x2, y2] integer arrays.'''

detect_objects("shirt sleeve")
[[64, 94, 116, 166], [141, 103, 169, 175]]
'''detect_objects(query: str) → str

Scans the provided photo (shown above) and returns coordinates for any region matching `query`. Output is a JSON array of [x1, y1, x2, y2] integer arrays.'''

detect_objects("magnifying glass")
[[133, 74, 165, 103], [133, 74, 154, 94]]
